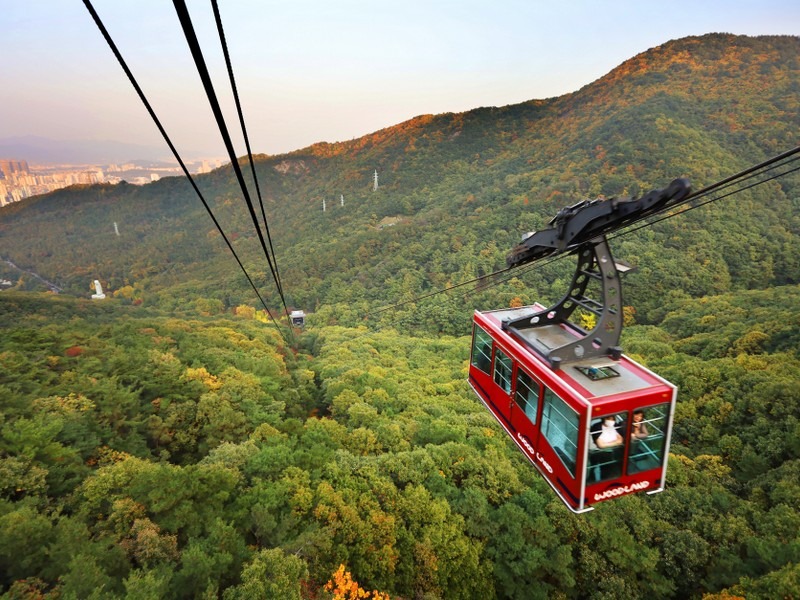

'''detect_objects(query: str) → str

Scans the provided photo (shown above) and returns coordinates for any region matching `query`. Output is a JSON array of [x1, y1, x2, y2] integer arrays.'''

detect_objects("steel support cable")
[[607, 151, 800, 241], [210, 0, 285, 300], [82, 0, 290, 346], [688, 153, 800, 203], [172, 0, 292, 326], [368, 267, 514, 316], [367, 147, 800, 319], [349, 256, 565, 348], [610, 161, 800, 241], [490, 157, 800, 296], [447, 161, 800, 310], [366, 164, 791, 327], [491, 156, 800, 298], [605, 146, 800, 241], [316, 147, 800, 339], [685, 145, 800, 201]]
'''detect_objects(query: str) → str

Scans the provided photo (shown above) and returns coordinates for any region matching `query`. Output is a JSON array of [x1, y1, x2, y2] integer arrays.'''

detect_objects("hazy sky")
[[3, 1, 798, 158]]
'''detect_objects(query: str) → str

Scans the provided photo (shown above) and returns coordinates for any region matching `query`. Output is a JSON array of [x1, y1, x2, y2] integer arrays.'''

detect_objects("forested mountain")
[[1, 34, 798, 330], [0, 33, 798, 599]]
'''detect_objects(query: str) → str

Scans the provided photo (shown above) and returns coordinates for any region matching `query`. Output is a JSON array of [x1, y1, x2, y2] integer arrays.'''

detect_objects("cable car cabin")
[[467, 182, 692, 512], [290, 310, 306, 328], [469, 304, 676, 513]]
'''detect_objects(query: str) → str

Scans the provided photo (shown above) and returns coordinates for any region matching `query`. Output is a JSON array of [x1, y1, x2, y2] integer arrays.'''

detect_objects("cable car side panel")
[[470, 316, 593, 512]]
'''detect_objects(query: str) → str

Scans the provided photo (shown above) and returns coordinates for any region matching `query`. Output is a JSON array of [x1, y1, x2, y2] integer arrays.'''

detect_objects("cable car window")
[[541, 387, 579, 476], [628, 403, 670, 474], [471, 326, 493, 374], [588, 412, 627, 483], [493, 349, 513, 393], [514, 369, 539, 425]]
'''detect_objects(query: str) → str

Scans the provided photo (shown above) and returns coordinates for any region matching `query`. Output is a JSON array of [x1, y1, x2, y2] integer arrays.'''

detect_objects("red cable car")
[[468, 175, 690, 512], [469, 301, 676, 512]]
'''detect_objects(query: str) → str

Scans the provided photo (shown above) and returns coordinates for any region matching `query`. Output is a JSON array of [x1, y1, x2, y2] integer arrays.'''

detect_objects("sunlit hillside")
[[0, 34, 797, 332]]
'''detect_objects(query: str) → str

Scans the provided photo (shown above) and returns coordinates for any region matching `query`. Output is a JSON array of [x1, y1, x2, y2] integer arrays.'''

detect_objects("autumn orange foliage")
[[324, 564, 391, 600]]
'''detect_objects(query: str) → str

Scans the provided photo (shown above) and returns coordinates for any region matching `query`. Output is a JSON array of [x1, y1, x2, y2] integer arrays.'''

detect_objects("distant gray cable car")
[[290, 310, 306, 328]]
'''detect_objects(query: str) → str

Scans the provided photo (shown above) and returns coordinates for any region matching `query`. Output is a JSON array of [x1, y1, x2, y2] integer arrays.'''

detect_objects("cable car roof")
[[475, 306, 674, 408]]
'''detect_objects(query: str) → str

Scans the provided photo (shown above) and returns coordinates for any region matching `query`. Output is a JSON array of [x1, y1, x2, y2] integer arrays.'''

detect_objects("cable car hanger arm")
[[501, 178, 691, 369], [506, 178, 691, 268]]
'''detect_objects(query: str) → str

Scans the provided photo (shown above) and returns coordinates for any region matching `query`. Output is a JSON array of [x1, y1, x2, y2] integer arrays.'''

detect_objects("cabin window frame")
[[493, 348, 513, 394], [514, 367, 540, 425], [587, 412, 628, 483], [470, 325, 493, 375], [627, 402, 670, 475], [541, 386, 580, 477]]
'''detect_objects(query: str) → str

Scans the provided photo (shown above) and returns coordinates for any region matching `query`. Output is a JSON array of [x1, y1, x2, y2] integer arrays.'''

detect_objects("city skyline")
[[3, 1, 799, 159], [0, 157, 223, 206]]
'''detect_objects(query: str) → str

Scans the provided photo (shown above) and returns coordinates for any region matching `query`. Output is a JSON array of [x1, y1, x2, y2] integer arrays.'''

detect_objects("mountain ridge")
[[0, 33, 797, 335]]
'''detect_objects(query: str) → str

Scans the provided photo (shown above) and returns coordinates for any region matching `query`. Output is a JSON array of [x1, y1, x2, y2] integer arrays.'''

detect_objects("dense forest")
[[0, 33, 799, 598], [0, 289, 798, 599]]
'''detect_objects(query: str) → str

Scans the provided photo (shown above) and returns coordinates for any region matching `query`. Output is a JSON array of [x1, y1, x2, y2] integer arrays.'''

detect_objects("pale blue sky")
[[2, 1, 798, 158]]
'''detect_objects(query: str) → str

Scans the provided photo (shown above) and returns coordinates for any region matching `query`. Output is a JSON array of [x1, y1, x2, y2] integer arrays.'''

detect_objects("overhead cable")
[[367, 146, 800, 319], [610, 145, 800, 239], [172, 0, 292, 326], [611, 158, 800, 241], [82, 0, 290, 346], [210, 0, 285, 299]]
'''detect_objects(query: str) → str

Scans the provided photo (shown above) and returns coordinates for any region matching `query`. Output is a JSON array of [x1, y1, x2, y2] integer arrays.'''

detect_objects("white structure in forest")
[[322, 198, 326, 212], [114, 222, 120, 236], [340, 194, 344, 207], [373, 170, 379, 191], [91, 280, 106, 300]]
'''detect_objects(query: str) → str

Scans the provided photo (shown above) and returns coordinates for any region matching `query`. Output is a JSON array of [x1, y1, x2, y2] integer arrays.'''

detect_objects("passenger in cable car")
[[631, 410, 649, 440], [588, 415, 626, 482], [594, 416, 623, 448]]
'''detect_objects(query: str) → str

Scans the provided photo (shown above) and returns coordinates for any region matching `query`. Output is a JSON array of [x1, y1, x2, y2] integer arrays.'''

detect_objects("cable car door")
[[509, 366, 541, 450], [491, 347, 515, 427]]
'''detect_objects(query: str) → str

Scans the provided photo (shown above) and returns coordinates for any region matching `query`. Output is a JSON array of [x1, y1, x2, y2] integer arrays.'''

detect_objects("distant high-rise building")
[[373, 170, 379, 191], [0, 159, 29, 178]]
